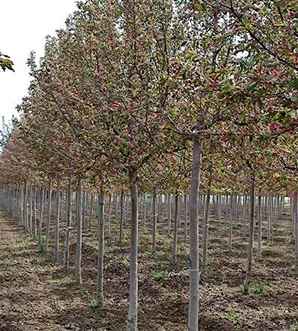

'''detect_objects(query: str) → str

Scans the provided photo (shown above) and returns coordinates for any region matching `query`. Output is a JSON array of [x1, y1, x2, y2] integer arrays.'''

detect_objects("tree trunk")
[[20, 183, 25, 228], [293, 192, 298, 275], [243, 173, 255, 293], [127, 169, 139, 331], [257, 195, 262, 258], [167, 193, 172, 235], [75, 178, 83, 285], [32, 186, 36, 238], [38, 188, 45, 242], [143, 193, 147, 223], [119, 190, 124, 245], [188, 136, 202, 331], [28, 184, 32, 234], [82, 191, 86, 232], [89, 193, 94, 231], [107, 193, 112, 244], [45, 180, 52, 253], [202, 170, 212, 275], [268, 195, 273, 242], [184, 194, 188, 243], [172, 191, 179, 265], [152, 188, 157, 252], [229, 194, 234, 252], [96, 188, 105, 308], [54, 185, 61, 264], [64, 177, 72, 271]]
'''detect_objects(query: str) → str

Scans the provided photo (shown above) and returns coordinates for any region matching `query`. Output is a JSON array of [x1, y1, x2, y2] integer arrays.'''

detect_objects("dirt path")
[[0, 213, 99, 331]]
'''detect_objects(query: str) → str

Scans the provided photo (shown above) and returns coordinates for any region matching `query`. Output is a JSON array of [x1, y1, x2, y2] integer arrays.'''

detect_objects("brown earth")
[[0, 211, 298, 330]]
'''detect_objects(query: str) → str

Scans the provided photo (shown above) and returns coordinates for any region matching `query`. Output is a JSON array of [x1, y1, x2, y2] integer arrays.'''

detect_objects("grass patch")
[[240, 280, 270, 296], [225, 307, 240, 326], [152, 270, 169, 283], [38, 235, 46, 255]]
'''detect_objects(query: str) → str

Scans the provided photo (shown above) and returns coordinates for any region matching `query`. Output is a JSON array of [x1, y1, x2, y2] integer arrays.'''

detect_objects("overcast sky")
[[0, 0, 78, 122]]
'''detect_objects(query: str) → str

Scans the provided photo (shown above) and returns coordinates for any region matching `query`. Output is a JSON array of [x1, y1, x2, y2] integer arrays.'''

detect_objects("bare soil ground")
[[0, 210, 298, 330]]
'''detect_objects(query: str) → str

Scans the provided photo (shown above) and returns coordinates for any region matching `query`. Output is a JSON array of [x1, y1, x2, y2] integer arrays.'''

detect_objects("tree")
[[0, 51, 14, 72]]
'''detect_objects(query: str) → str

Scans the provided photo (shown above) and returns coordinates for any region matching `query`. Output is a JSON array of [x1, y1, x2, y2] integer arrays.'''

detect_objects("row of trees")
[[0, 1, 297, 330]]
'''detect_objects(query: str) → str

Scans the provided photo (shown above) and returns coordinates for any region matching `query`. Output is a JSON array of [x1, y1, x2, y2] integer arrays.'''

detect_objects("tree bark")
[[184, 194, 188, 242], [106, 193, 112, 244], [127, 169, 139, 331], [268, 195, 273, 242], [247, 174, 255, 273], [172, 191, 179, 265], [202, 169, 212, 275], [257, 195, 262, 258], [75, 178, 83, 285], [229, 194, 235, 252], [243, 173, 255, 293], [188, 136, 202, 331], [152, 187, 157, 252], [54, 184, 61, 264], [119, 190, 124, 245], [293, 192, 298, 275], [38, 188, 45, 242], [32, 186, 37, 238], [167, 193, 172, 235], [28, 184, 32, 234], [96, 188, 105, 308], [45, 180, 52, 253], [64, 177, 72, 271]]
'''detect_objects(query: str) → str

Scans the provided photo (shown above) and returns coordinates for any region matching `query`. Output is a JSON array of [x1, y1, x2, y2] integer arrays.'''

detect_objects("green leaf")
[[0, 56, 14, 72], [288, 78, 298, 90], [221, 80, 233, 95], [248, 82, 257, 92], [194, 1, 207, 14]]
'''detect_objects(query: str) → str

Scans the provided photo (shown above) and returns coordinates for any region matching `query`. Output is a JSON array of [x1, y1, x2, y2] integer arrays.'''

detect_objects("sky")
[[0, 0, 78, 122]]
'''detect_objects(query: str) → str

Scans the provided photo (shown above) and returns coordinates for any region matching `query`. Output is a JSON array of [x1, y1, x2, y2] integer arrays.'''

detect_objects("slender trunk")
[[229, 194, 234, 252], [76, 178, 83, 285], [257, 195, 262, 257], [127, 169, 139, 331], [172, 191, 179, 265], [293, 192, 298, 275], [38, 188, 45, 242], [54, 184, 61, 264], [89, 193, 93, 227], [32, 186, 36, 238], [267, 195, 272, 242], [96, 188, 105, 307], [217, 194, 221, 220], [243, 173, 255, 293], [107, 193, 112, 244], [184, 194, 188, 242], [167, 194, 172, 235], [119, 190, 124, 245], [202, 170, 212, 275], [143, 193, 147, 223], [247, 175, 255, 273], [124, 194, 128, 225], [24, 183, 27, 230], [82, 191, 86, 232], [64, 178, 72, 271], [20, 183, 25, 227], [34, 187, 38, 237], [45, 180, 52, 253], [28, 184, 32, 234], [152, 188, 157, 252], [188, 136, 202, 331]]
